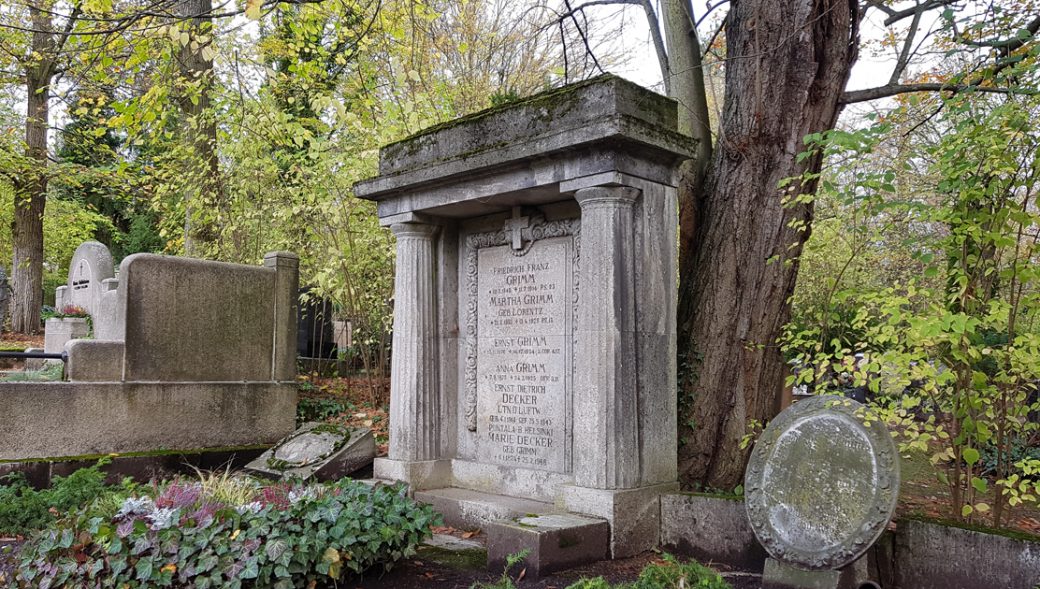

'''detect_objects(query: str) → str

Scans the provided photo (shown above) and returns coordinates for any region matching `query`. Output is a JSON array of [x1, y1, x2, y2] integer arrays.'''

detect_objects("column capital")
[[574, 186, 640, 209], [390, 222, 440, 239]]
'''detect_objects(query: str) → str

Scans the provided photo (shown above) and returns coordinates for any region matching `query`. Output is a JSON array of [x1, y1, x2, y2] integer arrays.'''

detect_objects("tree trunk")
[[175, 0, 221, 256], [676, 0, 859, 489], [11, 4, 54, 335]]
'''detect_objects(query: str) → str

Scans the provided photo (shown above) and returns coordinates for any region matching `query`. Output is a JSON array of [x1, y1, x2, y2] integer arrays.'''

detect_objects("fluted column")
[[388, 222, 441, 462], [573, 186, 641, 489]]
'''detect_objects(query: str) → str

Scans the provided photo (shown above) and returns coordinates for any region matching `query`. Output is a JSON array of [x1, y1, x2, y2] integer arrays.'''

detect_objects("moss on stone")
[[677, 491, 745, 502], [417, 545, 488, 570], [901, 514, 1040, 544], [384, 74, 624, 150], [0, 444, 271, 465]]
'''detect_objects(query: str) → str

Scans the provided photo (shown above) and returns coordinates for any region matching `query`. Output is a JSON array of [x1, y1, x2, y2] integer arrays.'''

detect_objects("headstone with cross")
[[503, 207, 529, 250]]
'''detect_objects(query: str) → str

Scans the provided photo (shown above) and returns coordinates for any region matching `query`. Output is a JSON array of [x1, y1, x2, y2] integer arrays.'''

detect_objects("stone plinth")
[[487, 513, 609, 581], [356, 74, 694, 567], [44, 317, 89, 355]]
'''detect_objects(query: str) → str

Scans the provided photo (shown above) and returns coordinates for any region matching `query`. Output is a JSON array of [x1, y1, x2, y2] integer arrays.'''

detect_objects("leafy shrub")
[[472, 553, 731, 589], [296, 397, 350, 425], [16, 478, 439, 588], [566, 555, 731, 589], [0, 461, 132, 535]]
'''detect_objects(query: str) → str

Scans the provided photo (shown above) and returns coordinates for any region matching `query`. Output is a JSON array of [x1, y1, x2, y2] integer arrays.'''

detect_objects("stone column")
[[264, 251, 299, 382], [374, 222, 451, 489], [573, 185, 641, 490], [563, 185, 678, 558]]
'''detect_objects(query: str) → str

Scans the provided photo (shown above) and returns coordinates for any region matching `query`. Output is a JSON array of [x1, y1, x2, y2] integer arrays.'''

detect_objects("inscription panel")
[[476, 239, 571, 472], [744, 396, 899, 571]]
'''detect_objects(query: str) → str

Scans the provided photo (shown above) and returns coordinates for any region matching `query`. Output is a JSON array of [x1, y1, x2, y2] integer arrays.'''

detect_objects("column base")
[[557, 481, 679, 558], [373, 457, 452, 491], [762, 558, 840, 589]]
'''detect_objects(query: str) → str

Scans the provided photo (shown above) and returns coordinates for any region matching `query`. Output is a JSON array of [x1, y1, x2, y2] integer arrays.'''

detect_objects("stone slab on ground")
[[414, 487, 555, 529], [487, 513, 609, 582], [244, 423, 375, 481]]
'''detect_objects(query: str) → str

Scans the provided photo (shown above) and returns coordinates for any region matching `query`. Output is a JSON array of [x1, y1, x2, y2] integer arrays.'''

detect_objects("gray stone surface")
[[93, 277, 124, 341], [64, 241, 115, 317], [745, 396, 899, 571], [660, 493, 767, 570], [120, 253, 296, 382], [475, 235, 571, 473], [487, 513, 609, 581], [358, 76, 690, 564], [762, 559, 841, 589], [0, 381, 296, 460], [414, 487, 554, 529], [65, 340, 124, 381], [559, 482, 678, 558], [44, 317, 89, 354], [894, 518, 1040, 589], [244, 422, 375, 480]]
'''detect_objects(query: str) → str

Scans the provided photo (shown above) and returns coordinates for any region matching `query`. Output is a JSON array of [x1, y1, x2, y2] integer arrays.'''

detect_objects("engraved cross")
[[504, 207, 529, 250]]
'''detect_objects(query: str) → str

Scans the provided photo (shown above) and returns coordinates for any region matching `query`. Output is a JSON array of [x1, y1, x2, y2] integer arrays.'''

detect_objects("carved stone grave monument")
[[355, 75, 695, 568], [744, 395, 900, 589]]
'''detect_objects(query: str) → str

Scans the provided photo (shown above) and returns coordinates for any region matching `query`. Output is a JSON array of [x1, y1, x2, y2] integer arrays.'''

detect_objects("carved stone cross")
[[504, 207, 529, 250]]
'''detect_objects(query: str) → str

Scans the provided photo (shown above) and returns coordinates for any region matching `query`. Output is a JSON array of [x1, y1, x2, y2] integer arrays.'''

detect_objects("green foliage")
[[296, 397, 351, 425], [0, 362, 65, 382], [470, 554, 731, 589], [0, 460, 132, 535], [783, 91, 1040, 527], [16, 478, 439, 588]]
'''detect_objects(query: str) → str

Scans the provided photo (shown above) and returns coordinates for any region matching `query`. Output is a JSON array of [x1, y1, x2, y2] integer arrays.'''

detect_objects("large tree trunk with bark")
[[11, 4, 55, 334], [676, 0, 860, 490], [175, 0, 221, 256]]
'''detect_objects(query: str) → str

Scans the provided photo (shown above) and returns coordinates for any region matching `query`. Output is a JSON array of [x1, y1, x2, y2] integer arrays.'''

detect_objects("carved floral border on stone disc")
[[743, 395, 900, 571]]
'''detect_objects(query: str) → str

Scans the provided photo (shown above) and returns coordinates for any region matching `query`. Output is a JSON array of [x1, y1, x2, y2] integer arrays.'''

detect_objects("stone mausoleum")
[[356, 75, 695, 567]]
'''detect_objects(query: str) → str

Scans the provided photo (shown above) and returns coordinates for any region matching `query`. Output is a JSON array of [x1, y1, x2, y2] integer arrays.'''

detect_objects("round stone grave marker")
[[744, 395, 899, 571], [272, 431, 342, 468]]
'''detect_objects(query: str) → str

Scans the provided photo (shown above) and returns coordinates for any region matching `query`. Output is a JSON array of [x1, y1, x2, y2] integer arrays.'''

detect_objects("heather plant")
[[16, 478, 438, 588]]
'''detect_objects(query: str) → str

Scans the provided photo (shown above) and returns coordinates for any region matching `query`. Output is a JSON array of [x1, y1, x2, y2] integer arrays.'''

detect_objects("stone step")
[[487, 513, 610, 581], [414, 487, 556, 530]]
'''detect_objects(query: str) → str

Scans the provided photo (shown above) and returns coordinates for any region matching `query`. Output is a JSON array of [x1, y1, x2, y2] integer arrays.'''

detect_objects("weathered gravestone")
[[245, 422, 376, 481], [46, 241, 118, 358], [55, 241, 115, 316], [744, 395, 899, 589], [355, 74, 695, 569]]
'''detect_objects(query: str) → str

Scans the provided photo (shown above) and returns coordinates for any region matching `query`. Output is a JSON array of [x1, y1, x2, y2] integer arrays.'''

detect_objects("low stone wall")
[[660, 493, 767, 570], [895, 518, 1040, 589], [0, 381, 296, 461], [0, 446, 268, 488], [660, 493, 1040, 589]]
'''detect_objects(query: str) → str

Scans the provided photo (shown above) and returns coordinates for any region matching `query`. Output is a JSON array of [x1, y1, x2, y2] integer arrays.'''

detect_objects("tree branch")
[[888, 6, 922, 85], [640, 0, 670, 93], [841, 82, 1035, 104]]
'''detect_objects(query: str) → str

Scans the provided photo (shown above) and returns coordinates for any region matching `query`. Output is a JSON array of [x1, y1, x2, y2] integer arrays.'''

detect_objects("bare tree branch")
[[888, 5, 922, 85], [640, 0, 670, 93], [841, 82, 1036, 104]]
